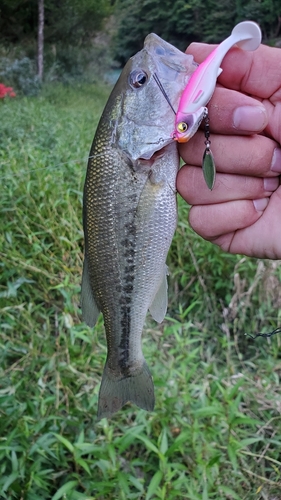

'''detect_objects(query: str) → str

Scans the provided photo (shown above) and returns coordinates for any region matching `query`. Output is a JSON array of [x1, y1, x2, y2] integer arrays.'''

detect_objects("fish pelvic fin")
[[149, 265, 168, 323], [97, 360, 155, 419], [81, 255, 100, 327]]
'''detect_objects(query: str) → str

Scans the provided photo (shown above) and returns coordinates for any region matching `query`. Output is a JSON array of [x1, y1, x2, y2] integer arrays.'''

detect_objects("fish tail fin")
[[97, 361, 155, 420]]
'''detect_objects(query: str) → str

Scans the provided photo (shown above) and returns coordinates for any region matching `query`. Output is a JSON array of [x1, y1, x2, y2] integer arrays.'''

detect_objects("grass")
[[1, 83, 281, 500]]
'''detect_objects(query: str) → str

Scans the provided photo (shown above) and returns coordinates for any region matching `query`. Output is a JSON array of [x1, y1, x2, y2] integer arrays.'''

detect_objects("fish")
[[81, 33, 197, 419]]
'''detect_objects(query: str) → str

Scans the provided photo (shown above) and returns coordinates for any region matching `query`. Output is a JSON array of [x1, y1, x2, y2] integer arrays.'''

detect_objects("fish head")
[[110, 33, 197, 162]]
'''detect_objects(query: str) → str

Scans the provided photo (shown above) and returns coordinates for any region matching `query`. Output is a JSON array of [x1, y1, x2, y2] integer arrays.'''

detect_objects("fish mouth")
[[137, 148, 166, 168], [136, 145, 173, 170], [142, 149, 165, 161], [137, 136, 173, 161]]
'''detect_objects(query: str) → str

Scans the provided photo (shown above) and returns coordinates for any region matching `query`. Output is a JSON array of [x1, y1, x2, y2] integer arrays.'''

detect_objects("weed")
[[1, 84, 281, 499]]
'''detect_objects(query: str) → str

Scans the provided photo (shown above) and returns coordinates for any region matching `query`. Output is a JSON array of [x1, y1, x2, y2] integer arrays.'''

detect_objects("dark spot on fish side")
[[127, 193, 138, 202], [124, 249, 135, 258], [118, 214, 138, 376], [119, 296, 132, 305], [123, 284, 133, 294], [119, 304, 131, 376], [125, 265, 134, 274], [124, 222, 137, 236], [124, 274, 134, 283]]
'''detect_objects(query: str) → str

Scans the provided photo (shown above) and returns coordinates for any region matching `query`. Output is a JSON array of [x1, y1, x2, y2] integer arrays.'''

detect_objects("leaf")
[[75, 443, 97, 455], [77, 430, 85, 445], [29, 433, 57, 459], [135, 435, 159, 455], [145, 470, 163, 500], [2, 473, 18, 493], [192, 405, 223, 418], [202, 148, 216, 190], [53, 433, 74, 454], [219, 485, 242, 499], [208, 453, 221, 467], [227, 443, 238, 471], [128, 474, 144, 493], [166, 431, 191, 457], [51, 480, 79, 500], [11, 450, 18, 473], [159, 428, 168, 455], [227, 378, 245, 399], [117, 471, 130, 495], [238, 437, 263, 448], [75, 458, 91, 475]]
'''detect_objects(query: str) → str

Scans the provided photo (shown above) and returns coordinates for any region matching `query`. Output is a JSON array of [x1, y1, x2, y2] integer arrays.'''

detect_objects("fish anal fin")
[[81, 255, 100, 327], [149, 265, 168, 323], [97, 360, 155, 420]]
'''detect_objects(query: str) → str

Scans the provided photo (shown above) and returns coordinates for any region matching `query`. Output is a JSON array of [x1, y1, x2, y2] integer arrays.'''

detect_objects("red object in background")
[[0, 83, 16, 98]]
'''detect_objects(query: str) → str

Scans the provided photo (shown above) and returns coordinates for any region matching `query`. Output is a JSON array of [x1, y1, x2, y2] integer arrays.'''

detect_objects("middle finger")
[[203, 87, 268, 135], [179, 131, 280, 177], [177, 166, 279, 205]]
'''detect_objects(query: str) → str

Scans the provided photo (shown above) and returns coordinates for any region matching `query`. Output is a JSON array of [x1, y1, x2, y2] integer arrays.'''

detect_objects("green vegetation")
[[0, 0, 114, 94], [113, 0, 281, 63], [1, 0, 280, 78], [0, 0, 111, 44], [1, 84, 281, 500]]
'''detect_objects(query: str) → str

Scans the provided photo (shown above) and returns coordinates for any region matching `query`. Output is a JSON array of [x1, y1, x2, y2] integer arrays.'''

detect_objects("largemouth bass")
[[82, 33, 196, 419]]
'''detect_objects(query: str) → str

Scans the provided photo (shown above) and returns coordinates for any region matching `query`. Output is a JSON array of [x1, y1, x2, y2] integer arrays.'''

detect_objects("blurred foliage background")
[[0, 0, 280, 88]]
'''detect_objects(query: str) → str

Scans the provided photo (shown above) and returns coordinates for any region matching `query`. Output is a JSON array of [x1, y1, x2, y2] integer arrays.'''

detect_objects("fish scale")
[[81, 33, 197, 419]]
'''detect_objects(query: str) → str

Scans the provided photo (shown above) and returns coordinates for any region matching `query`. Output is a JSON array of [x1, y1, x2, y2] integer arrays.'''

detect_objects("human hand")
[[176, 43, 281, 259]]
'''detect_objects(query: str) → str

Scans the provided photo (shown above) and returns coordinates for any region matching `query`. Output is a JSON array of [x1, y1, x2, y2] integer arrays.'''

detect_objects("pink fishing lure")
[[174, 21, 262, 143]]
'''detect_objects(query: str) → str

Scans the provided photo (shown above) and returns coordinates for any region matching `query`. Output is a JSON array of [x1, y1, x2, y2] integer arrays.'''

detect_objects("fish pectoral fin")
[[81, 255, 100, 327], [98, 360, 155, 420], [149, 265, 168, 323]]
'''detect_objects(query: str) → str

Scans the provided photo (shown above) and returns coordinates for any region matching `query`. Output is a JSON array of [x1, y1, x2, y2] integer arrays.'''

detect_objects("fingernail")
[[233, 106, 267, 132], [253, 197, 269, 212], [264, 177, 279, 191], [271, 148, 281, 173]]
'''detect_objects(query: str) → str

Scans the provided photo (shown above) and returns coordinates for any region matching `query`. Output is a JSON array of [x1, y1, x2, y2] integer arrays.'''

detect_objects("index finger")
[[186, 43, 281, 99]]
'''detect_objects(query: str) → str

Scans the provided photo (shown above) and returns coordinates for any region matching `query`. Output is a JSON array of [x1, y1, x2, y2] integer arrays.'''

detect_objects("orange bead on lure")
[[174, 21, 262, 189]]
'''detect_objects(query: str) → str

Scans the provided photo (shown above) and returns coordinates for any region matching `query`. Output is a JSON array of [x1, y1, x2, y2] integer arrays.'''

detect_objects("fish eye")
[[129, 70, 148, 88], [177, 122, 188, 133]]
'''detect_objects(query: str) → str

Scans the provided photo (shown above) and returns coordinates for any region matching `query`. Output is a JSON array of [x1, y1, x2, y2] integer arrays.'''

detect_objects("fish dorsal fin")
[[81, 255, 100, 327], [149, 266, 168, 323]]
